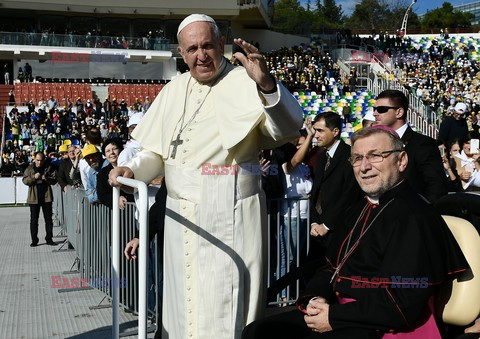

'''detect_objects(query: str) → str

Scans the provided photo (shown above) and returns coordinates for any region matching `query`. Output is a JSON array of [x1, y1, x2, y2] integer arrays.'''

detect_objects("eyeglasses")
[[373, 106, 400, 113], [349, 150, 403, 167]]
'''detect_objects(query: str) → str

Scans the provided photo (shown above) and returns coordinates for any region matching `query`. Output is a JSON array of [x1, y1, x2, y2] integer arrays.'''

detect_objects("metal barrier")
[[112, 177, 149, 339], [52, 184, 157, 338], [267, 197, 311, 306], [52, 183, 312, 334]]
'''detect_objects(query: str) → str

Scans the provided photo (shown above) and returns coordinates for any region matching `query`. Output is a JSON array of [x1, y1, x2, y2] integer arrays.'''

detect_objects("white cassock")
[[125, 60, 303, 339]]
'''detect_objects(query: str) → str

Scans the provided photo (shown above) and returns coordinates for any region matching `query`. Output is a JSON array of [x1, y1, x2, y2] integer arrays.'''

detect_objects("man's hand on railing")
[[109, 166, 134, 187], [119, 196, 127, 209], [124, 237, 139, 261]]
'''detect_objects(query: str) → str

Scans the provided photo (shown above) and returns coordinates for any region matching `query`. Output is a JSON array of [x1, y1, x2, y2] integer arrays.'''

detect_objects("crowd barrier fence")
[[53, 185, 158, 337], [51, 183, 311, 336]]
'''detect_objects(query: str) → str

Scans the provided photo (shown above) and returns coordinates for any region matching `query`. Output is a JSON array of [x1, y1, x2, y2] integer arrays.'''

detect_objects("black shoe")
[[46, 240, 56, 246], [30, 242, 38, 247]]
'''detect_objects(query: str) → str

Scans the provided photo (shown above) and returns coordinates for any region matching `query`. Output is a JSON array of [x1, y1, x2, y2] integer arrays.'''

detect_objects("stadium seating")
[[13, 83, 92, 105], [12, 83, 165, 106], [294, 89, 376, 138], [108, 84, 164, 105]]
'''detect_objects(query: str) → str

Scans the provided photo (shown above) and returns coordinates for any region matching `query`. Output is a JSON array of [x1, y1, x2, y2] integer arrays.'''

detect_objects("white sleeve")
[[124, 149, 165, 184], [78, 159, 90, 190], [469, 170, 480, 188], [259, 81, 303, 142]]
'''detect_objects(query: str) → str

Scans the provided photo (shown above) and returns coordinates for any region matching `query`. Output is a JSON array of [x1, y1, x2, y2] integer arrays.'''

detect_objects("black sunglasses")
[[373, 106, 400, 113]]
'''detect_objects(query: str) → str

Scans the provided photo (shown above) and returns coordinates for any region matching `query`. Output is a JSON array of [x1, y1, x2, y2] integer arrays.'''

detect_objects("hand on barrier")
[[109, 166, 134, 187], [124, 237, 139, 261], [119, 196, 127, 209]]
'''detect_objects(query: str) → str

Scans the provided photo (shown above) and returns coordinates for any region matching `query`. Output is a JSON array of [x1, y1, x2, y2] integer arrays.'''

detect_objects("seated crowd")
[[1, 94, 151, 177], [382, 35, 480, 134]]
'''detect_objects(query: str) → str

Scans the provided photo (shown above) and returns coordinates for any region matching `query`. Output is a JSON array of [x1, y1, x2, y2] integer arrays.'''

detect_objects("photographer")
[[22, 152, 57, 247]]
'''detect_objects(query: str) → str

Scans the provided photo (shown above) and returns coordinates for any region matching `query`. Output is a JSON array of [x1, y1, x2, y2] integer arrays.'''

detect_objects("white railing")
[[112, 177, 149, 339]]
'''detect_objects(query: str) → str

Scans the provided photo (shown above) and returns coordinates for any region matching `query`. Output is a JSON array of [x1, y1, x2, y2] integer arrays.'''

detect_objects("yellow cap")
[[82, 144, 99, 157], [63, 139, 72, 146], [59, 144, 68, 152]]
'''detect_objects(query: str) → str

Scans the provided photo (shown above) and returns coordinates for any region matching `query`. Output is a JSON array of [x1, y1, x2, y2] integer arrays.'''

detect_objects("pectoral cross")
[[170, 133, 183, 159], [330, 266, 340, 284]]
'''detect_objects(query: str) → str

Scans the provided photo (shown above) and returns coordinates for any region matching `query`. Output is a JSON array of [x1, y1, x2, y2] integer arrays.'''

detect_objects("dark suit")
[[97, 164, 134, 209], [401, 126, 447, 203], [309, 140, 362, 231], [308, 140, 362, 261], [56, 159, 74, 190]]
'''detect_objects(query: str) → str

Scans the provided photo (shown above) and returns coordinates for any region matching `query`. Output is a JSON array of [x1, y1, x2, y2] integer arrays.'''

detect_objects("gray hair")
[[351, 127, 405, 160]]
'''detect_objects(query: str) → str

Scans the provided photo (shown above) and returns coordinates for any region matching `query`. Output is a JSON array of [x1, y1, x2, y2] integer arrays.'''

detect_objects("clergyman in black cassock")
[[242, 127, 468, 339]]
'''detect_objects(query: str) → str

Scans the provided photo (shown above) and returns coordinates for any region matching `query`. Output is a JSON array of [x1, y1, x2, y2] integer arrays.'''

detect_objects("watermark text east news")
[[51, 275, 128, 288], [201, 163, 278, 176], [350, 276, 428, 288], [51, 51, 128, 64]]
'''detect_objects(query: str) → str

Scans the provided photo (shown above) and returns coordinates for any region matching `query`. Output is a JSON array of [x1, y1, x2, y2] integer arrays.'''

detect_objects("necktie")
[[325, 152, 331, 172], [315, 152, 332, 215]]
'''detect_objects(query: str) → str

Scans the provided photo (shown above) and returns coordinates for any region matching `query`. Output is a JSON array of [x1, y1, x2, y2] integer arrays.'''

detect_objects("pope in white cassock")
[[110, 14, 304, 339]]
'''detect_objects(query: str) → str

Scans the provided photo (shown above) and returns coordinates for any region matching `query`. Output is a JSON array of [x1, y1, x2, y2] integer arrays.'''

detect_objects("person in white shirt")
[[279, 125, 314, 300]]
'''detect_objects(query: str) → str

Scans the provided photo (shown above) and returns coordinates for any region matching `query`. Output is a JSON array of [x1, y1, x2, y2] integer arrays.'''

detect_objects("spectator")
[[22, 151, 57, 247], [21, 124, 31, 146], [24, 62, 32, 82], [279, 125, 314, 300], [47, 96, 57, 112], [143, 96, 151, 112], [85, 99, 94, 116], [362, 109, 375, 128], [56, 145, 76, 192], [438, 141, 462, 192], [77, 144, 108, 204], [11, 120, 20, 142], [118, 113, 143, 164], [119, 99, 128, 116], [8, 89, 15, 105], [454, 131, 480, 190], [104, 97, 112, 119], [27, 100, 35, 113], [75, 97, 84, 113], [15, 149, 28, 174], [464, 157, 480, 190], [3, 63, 9, 84], [107, 125, 119, 138], [78, 126, 102, 190], [1, 157, 17, 177], [94, 98, 103, 117], [17, 67, 25, 82], [97, 138, 133, 208], [439, 102, 469, 145]]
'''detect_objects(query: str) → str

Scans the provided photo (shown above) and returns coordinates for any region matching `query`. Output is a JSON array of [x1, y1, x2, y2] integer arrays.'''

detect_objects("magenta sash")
[[337, 296, 441, 338]]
